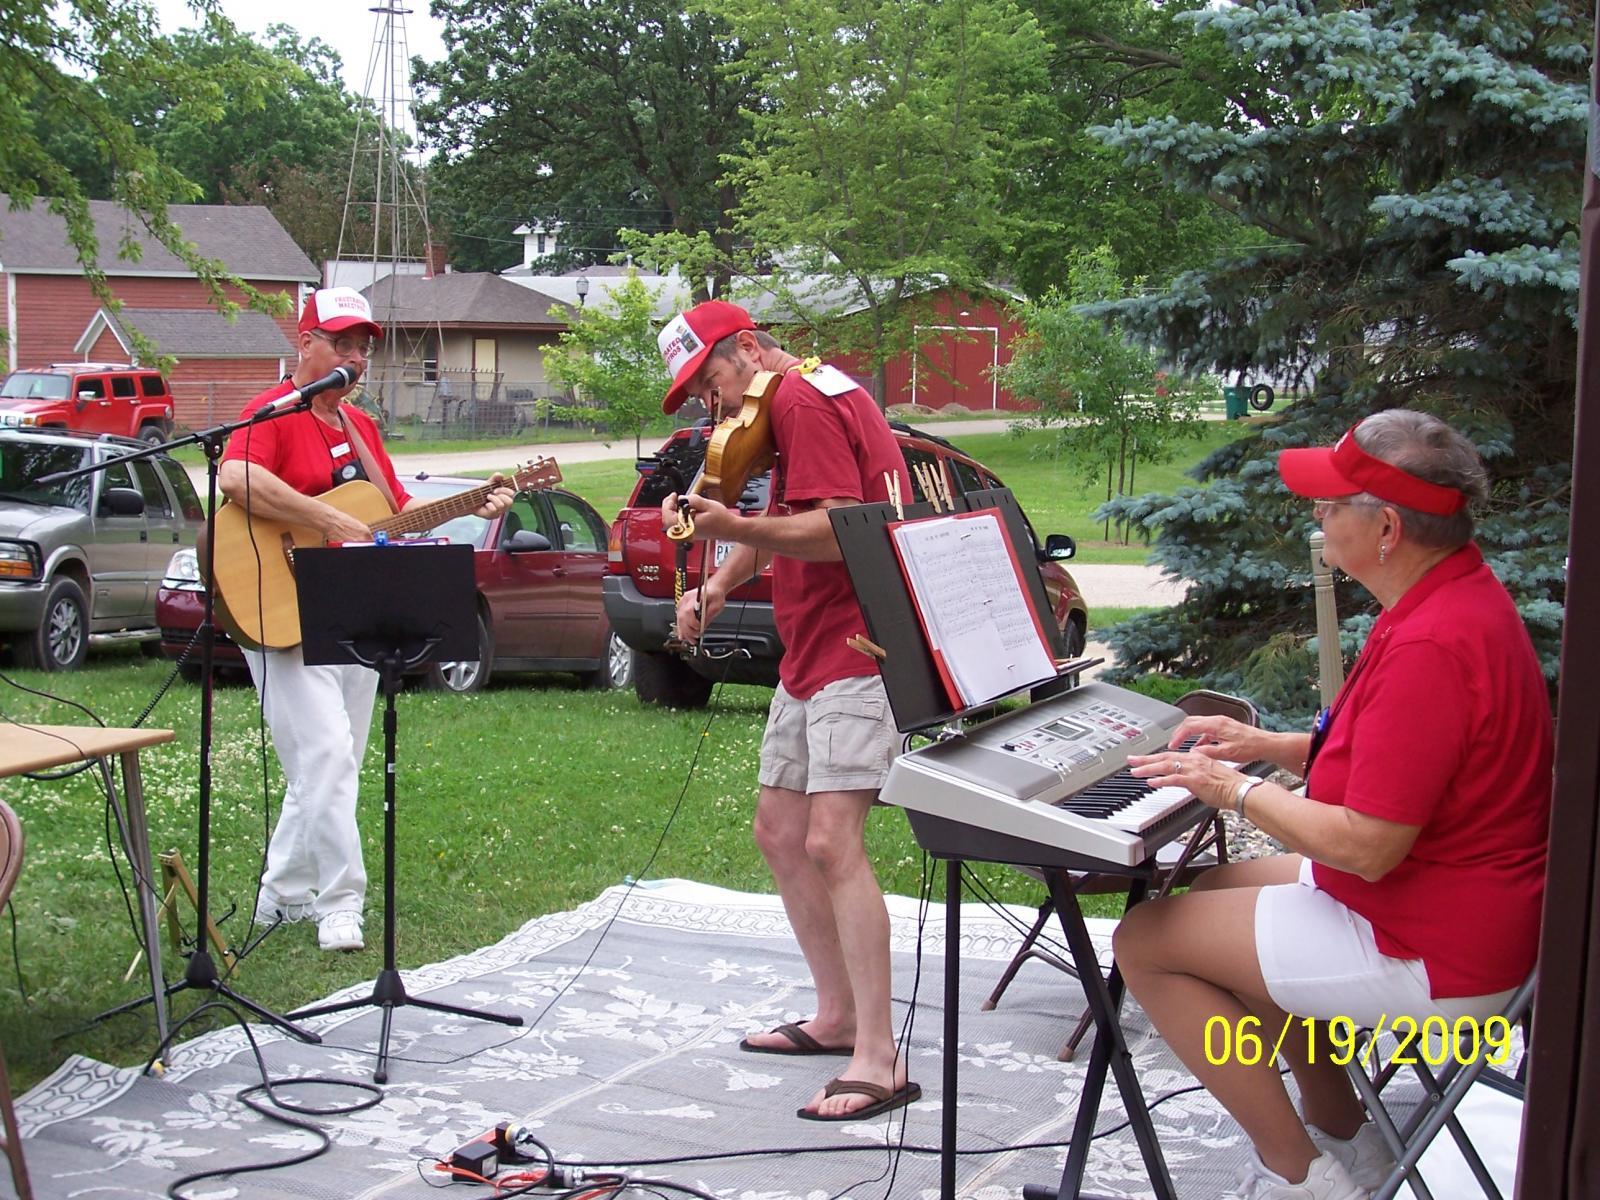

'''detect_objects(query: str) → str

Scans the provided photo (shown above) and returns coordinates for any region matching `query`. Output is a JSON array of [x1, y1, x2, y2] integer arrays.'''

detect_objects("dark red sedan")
[[156, 474, 630, 693]]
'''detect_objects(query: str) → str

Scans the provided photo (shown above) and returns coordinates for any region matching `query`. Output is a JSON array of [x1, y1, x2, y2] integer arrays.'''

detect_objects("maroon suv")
[[604, 421, 1088, 708]]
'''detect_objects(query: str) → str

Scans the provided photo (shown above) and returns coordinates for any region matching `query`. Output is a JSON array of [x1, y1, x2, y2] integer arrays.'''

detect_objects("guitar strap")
[[339, 409, 401, 513]]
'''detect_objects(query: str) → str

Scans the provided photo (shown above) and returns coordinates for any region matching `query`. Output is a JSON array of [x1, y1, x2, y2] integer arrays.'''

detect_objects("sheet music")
[[890, 510, 1057, 707]]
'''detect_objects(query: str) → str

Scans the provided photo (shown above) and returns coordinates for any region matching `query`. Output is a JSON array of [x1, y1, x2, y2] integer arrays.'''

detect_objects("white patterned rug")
[[12, 880, 1519, 1200]]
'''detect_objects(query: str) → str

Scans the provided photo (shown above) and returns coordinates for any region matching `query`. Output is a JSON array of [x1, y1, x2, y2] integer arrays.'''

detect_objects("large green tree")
[[1012, 0, 1255, 294], [415, 0, 753, 275], [1085, 1, 1584, 727], [712, 0, 1052, 401], [3, 0, 293, 350]]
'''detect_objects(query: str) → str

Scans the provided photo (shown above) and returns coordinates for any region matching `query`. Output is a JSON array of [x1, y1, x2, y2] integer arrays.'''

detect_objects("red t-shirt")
[[221, 380, 411, 508], [1309, 544, 1552, 997], [768, 368, 908, 700]]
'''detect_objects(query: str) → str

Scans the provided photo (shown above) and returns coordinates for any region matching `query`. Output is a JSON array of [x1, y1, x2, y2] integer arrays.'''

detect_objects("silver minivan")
[[0, 429, 201, 670]]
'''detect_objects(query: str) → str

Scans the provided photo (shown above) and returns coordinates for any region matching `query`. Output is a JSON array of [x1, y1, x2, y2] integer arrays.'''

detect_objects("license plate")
[[713, 541, 735, 567]]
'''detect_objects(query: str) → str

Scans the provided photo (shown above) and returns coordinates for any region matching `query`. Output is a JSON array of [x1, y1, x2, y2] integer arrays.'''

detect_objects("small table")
[[0, 724, 176, 1043]]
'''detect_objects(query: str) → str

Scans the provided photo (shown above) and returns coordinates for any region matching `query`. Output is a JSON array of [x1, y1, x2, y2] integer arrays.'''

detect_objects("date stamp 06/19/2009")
[[1202, 1013, 1515, 1069]]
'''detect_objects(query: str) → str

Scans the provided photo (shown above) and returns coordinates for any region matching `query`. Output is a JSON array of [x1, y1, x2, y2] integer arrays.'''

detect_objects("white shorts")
[[1255, 859, 1515, 1025]]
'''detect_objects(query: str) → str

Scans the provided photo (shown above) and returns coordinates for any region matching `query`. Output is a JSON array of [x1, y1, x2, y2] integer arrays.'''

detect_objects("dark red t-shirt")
[[221, 380, 411, 508], [1309, 544, 1552, 998], [768, 368, 907, 700]]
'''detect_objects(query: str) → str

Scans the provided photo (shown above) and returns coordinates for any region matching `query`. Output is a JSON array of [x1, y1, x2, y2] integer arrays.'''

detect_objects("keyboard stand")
[[911, 813, 1182, 1200]]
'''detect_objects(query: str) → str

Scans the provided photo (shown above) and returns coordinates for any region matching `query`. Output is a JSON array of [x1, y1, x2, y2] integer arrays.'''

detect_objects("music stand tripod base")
[[287, 545, 522, 1082]]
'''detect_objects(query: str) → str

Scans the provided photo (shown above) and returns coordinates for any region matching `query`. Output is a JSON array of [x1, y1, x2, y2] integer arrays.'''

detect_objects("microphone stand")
[[40, 398, 326, 1049]]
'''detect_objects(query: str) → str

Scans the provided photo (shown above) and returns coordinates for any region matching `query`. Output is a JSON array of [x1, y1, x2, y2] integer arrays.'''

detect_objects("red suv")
[[604, 421, 1088, 708], [0, 363, 177, 445]]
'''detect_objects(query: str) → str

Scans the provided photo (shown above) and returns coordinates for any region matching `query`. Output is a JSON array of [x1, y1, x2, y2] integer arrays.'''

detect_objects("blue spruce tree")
[[1081, 0, 1584, 726]]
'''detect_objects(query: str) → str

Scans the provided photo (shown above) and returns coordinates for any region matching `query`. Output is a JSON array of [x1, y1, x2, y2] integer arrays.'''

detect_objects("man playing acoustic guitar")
[[219, 287, 512, 951], [659, 300, 919, 1121]]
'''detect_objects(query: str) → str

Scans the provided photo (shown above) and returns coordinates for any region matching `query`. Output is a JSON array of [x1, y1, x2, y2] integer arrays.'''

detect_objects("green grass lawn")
[[950, 422, 1247, 565], [0, 653, 1121, 1091]]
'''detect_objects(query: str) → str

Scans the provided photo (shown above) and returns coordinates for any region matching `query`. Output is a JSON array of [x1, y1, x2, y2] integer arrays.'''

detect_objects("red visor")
[[1278, 420, 1468, 516]]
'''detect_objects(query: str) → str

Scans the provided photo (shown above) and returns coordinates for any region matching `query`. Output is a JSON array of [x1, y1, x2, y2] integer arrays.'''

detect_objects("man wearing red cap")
[[219, 287, 511, 952], [658, 300, 919, 1121]]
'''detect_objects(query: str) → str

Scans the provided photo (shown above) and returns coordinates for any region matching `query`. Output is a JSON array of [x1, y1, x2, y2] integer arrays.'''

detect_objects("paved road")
[[193, 413, 1185, 613]]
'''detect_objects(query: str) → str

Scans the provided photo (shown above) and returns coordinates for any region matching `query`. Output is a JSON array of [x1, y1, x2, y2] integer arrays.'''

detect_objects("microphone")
[[261, 365, 358, 413]]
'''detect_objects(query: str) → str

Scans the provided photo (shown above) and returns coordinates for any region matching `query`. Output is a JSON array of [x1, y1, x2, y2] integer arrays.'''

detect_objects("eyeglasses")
[[311, 330, 374, 357], [1312, 498, 1375, 520]]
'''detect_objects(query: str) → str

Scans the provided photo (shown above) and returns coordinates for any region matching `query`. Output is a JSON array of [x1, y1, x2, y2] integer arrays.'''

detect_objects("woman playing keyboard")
[[1123, 408, 1552, 1200]]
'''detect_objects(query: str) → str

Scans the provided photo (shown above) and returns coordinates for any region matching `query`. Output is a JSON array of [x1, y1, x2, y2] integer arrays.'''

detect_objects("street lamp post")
[[575, 275, 590, 307]]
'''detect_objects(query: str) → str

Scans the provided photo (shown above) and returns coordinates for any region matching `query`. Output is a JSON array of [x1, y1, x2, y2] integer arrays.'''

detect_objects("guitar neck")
[[370, 481, 497, 538]]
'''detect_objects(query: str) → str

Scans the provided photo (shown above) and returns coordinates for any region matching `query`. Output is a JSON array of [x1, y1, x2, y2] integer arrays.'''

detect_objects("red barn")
[[0, 197, 318, 428], [748, 283, 1032, 411]]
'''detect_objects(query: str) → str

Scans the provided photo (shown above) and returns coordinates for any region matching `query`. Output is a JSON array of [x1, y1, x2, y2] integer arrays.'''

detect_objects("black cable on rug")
[[150, 1001, 383, 1200]]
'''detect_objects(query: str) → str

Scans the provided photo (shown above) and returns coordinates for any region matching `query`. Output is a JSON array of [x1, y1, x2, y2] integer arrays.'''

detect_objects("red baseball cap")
[[1278, 419, 1467, 515], [658, 300, 756, 414], [299, 287, 384, 341]]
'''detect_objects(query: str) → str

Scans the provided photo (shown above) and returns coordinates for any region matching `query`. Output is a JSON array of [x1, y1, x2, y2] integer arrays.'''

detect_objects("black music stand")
[[829, 493, 1177, 1200], [284, 545, 523, 1082]]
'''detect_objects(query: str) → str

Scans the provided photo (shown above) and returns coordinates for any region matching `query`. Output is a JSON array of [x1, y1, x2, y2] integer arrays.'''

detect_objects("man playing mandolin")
[[219, 287, 512, 951], [658, 300, 919, 1121]]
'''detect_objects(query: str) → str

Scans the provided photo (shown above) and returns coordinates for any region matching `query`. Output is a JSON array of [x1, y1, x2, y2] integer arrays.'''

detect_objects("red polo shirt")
[[222, 381, 411, 508], [768, 369, 907, 700], [1309, 544, 1552, 997]]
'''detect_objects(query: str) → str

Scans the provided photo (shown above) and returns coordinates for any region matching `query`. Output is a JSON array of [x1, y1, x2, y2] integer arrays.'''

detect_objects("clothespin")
[[937, 469, 955, 511], [916, 463, 943, 512], [883, 471, 904, 521], [846, 634, 887, 660]]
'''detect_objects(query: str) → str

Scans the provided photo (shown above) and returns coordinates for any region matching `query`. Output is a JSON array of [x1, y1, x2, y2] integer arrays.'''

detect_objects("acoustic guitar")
[[207, 457, 561, 650]]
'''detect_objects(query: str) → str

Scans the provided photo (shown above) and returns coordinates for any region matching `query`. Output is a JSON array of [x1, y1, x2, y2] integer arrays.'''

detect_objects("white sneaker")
[[1231, 1150, 1369, 1200], [1309, 1122, 1397, 1192], [255, 894, 316, 925], [318, 909, 365, 952]]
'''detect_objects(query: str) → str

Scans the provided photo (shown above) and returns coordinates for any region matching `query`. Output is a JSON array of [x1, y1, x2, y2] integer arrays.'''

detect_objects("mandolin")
[[665, 370, 780, 542], [207, 457, 561, 650]]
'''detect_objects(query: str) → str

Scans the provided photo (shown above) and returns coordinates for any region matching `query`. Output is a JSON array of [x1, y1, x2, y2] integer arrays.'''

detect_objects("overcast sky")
[[152, 0, 449, 99]]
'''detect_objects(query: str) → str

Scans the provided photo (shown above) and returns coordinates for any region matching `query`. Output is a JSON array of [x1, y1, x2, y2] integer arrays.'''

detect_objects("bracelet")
[[1234, 777, 1266, 823]]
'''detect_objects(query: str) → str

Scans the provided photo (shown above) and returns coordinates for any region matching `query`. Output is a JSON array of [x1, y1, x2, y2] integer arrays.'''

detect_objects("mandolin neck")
[[369, 481, 498, 538]]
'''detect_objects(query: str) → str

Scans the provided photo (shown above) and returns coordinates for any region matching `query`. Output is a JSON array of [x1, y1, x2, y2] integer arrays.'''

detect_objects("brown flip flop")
[[738, 1021, 853, 1056], [796, 1078, 922, 1121]]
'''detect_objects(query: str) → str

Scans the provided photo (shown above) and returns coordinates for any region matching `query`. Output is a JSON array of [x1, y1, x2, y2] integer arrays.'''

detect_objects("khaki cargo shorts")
[[758, 675, 899, 794]]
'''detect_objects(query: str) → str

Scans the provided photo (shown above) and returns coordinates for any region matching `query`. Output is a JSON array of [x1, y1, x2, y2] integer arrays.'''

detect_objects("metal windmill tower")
[[337, 2, 441, 423]]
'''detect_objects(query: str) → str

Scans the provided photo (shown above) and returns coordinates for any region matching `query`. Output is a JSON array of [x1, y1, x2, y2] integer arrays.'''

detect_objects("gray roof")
[[103, 308, 294, 358], [363, 272, 568, 327], [0, 195, 317, 281]]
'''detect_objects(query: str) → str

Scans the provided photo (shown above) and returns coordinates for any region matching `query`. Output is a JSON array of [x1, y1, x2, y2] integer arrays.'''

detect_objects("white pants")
[[244, 645, 377, 916]]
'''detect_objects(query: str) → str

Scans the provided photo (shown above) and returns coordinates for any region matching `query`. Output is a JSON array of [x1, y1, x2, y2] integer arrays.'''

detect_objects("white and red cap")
[[299, 287, 384, 340], [658, 300, 756, 414]]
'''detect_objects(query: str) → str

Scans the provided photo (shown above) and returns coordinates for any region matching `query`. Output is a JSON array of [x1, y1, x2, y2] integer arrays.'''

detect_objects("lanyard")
[[1305, 621, 1394, 776]]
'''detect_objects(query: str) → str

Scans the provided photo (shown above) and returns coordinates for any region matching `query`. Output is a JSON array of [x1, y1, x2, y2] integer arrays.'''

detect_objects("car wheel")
[[138, 423, 166, 446], [1249, 383, 1275, 412], [179, 662, 204, 685], [583, 628, 632, 690], [631, 648, 713, 709], [18, 577, 89, 671], [426, 612, 492, 694]]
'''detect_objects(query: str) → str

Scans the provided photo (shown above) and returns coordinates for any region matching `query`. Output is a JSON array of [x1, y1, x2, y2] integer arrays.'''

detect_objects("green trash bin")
[[1223, 385, 1249, 420]]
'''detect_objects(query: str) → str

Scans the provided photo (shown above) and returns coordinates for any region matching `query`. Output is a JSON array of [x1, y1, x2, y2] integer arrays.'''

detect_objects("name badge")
[[329, 441, 351, 458], [801, 363, 857, 397]]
